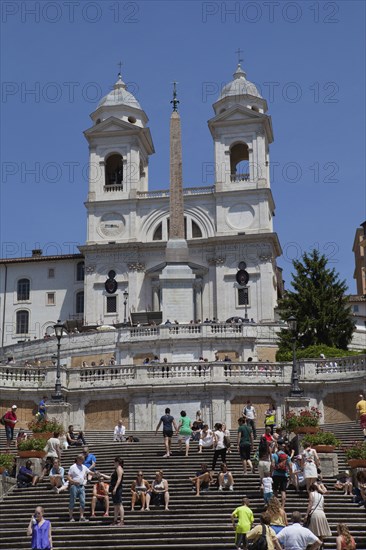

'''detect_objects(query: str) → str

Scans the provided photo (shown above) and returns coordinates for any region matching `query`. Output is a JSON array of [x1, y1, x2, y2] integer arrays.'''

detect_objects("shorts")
[[111, 485, 123, 505], [272, 476, 287, 493], [5, 425, 14, 441], [69, 485, 86, 510], [258, 460, 271, 478], [163, 429, 173, 438], [178, 434, 191, 444], [239, 443, 251, 460], [360, 413, 366, 430], [264, 491, 273, 503]]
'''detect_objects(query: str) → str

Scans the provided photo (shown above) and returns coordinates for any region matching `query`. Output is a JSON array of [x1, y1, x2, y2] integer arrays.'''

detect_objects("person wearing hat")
[[3, 405, 18, 450]]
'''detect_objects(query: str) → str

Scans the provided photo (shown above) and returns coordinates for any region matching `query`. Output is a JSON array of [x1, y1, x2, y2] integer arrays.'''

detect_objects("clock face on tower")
[[98, 212, 125, 238], [226, 203, 254, 230]]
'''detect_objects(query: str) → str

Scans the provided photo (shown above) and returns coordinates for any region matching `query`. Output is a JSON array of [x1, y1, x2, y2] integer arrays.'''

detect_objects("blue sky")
[[1, 0, 365, 292]]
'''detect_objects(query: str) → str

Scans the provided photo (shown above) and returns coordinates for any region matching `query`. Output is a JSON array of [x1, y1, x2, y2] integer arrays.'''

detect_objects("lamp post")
[[52, 320, 64, 401], [288, 315, 303, 396], [123, 290, 129, 325]]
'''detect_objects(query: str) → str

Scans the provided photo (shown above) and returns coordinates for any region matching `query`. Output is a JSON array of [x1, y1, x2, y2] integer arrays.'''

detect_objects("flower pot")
[[18, 450, 46, 459], [293, 427, 319, 434], [32, 432, 53, 440], [314, 445, 335, 453], [348, 459, 366, 469]]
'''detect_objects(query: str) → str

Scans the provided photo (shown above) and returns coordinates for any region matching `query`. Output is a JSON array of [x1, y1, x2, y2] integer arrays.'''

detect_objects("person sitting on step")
[[131, 470, 150, 511], [66, 425, 86, 447], [198, 424, 213, 453], [17, 460, 39, 488], [189, 463, 213, 496], [90, 474, 110, 518], [145, 470, 170, 511], [218, 463, 234, 492]]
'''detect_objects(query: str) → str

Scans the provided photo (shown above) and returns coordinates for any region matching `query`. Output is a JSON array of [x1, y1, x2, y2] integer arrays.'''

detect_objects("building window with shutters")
[[16, 310, 29, 334], [17, 278, 30, 301], [106, 295, 117, 314], [46, 292, 55, 306], [237, 287, 249, 307]]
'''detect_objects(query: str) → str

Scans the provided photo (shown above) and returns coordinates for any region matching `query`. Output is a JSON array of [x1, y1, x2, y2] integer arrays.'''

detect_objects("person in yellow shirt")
[[231, 497, 254, 549], [246, 512, 282, 550], [356, 393, 366, 439]]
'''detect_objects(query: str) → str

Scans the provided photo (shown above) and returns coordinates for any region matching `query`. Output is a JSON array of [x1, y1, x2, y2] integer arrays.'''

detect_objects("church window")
[[106, 295, 117, 313], [17, 278, 30, 301], [48, 268, 55, 278], [105, 154, 123, 187], [153, 223, 163, 241], [192, 220, 202, 238], [16, 310, 29, 334], [230, 143, 249, 182], [76, 291, 84, 314], [238, 287, 249, 306], [76, 261, 85, 281]]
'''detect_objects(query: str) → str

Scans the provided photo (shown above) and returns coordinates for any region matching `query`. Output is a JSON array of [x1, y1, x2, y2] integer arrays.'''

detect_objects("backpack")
[[247, 525, 268, 550], [275, 451, 289, 472], [0, 415, 6, 426]]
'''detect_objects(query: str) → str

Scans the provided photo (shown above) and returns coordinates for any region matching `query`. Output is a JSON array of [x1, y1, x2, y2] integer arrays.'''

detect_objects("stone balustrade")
[[0, 355, 364, 391]]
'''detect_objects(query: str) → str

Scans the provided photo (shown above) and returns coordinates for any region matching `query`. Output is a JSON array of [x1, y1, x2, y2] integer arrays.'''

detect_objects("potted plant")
[[18, 437, 47, 458], [343, 441, 366, 468], [283, 407, 321, 434], [302, 431, 340, 453], [28, 417, 64, 440], [0, 453, 15, 474]]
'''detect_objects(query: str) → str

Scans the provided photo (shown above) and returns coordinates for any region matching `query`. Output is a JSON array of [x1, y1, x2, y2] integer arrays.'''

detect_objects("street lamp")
[[288, 315, 303, 396], [123, 290, 129, 325], [52, 320, 64, 401]]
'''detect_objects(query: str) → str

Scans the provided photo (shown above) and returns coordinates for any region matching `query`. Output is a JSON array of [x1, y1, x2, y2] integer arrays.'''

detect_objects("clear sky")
[[1, 0, 365, 292]]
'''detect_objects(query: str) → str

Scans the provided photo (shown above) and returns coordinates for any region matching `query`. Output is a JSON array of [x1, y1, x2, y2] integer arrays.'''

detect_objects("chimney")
[[31, 249, 43, 257]]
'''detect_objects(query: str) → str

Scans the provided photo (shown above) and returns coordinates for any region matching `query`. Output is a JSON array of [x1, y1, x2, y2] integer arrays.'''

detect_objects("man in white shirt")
[[243, 400, 257, 439], [277, 511, 321, 550], [114, 420, 126, 442], [67, 454, 95, 522]]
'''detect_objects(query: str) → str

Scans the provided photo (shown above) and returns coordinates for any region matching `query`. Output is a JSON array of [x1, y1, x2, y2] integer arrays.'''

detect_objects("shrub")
[[18, 438, 47, 452], [276, 345, 361, 362], [28, 418, 64, 435], [283, 407, 321, 431], [0, 453, 15, 470], [343, 441, 366, 460], [302, 431, 340, 447]]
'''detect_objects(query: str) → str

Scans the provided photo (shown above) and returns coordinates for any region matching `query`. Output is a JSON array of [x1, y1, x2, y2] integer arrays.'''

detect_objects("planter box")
[[18, 451, 46, 459], [314, 445, 335, 453], [294, 426, 319, 434], [348, 459, 366, 469]]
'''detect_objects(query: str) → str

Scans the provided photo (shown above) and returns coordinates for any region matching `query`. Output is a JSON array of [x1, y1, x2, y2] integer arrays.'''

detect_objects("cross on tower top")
[[117, 60, 123, 75], [235, 48, 244, 65], [170, 81, 180, 112]]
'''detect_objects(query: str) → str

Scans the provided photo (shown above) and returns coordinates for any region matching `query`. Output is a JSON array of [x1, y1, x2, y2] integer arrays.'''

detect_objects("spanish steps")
[[0, 422, 365, 549]]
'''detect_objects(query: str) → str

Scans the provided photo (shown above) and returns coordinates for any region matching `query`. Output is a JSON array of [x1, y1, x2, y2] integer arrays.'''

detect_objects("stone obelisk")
[[160, 83, 195, 322]]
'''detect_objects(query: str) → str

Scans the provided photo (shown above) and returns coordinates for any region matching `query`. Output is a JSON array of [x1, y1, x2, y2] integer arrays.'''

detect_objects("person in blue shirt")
[[82, 446, 96, 480], [38, 396, 47, 420], [271, 440, 292, 508]]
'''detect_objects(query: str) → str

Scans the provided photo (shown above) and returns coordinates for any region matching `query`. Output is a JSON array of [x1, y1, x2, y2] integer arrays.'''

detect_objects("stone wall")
[[323, 391, 360, 423], [84, 398, 129, 430]]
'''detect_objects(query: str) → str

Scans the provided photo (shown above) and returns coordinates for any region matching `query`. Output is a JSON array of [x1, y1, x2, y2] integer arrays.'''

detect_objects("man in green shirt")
[[231, 497, 254, 549]]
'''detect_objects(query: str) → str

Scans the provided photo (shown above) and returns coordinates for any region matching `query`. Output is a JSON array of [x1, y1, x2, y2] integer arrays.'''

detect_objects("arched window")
[[17, 278, 30, 301], [16, 310, 29, 334], [105, 154, 123, 187], [153, 223, 163, 241], [76, 291, 84, 315], [230, 143, 249, 182], [192, 220, 202, 238], [76, 261, 85, 281]]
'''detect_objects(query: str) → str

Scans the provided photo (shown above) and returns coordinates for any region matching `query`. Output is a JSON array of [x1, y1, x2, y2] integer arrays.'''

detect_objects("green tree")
[[278, 249, 354, 351]]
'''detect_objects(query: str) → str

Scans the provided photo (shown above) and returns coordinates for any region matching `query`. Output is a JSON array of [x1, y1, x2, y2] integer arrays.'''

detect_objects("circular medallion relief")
[[98, 212, 125, 237], [226, 203, 254, 230]]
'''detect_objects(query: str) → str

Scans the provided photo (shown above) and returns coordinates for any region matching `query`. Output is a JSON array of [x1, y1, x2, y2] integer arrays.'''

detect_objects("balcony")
[[230, 173, 250, 183]]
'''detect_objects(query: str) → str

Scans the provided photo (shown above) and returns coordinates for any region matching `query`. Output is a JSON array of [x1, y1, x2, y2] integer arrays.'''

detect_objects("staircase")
[[0, 422, 365, 549]]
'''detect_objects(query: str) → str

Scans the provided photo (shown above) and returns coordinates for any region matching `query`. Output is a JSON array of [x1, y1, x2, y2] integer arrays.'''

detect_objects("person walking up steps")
[[155, 408, 178, 458]]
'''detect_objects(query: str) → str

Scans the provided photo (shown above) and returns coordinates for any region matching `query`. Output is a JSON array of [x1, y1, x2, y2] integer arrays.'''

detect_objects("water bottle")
[[32, 515, 37, 525]]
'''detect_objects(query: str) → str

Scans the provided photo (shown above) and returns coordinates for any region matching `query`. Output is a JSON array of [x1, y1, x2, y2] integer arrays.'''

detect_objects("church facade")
[[0, 63, 283, 361]]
